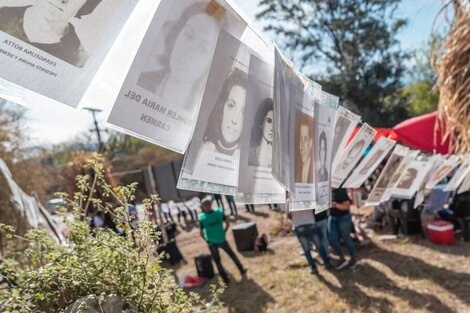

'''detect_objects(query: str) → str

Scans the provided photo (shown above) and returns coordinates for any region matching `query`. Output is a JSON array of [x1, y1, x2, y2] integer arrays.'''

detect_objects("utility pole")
[[83, 107, 105, 152]]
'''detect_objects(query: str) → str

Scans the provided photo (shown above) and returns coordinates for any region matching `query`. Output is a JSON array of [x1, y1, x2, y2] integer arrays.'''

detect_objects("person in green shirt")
[[199, 196, 246, 283]]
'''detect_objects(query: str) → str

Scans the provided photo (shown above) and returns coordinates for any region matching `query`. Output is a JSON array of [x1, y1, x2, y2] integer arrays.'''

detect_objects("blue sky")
[[20, 0, 442, 147]]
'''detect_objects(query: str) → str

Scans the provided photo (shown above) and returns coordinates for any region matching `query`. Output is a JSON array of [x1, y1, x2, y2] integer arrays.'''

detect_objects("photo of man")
[[294, 111, 314, 183], [0, 0, 105, 67], [396, 167, 417, 189]]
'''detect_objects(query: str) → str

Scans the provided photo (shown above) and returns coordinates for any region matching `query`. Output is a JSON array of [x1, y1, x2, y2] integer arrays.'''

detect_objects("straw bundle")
[[434, 1, 470, 153]]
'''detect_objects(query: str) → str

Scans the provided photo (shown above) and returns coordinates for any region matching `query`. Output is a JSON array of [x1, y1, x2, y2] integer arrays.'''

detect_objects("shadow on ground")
[[320, 241, 469, 313]]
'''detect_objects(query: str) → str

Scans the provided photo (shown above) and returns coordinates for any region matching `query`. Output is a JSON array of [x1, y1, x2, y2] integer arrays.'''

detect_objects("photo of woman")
[[248, 98, 274, 168], [137, 1, 220, 112], [317, 131, 328, 182], [332, 115, 350, 157], [294, 111, 314, 184], [0, 0, 103, 67], [201, 68, 248, 156]]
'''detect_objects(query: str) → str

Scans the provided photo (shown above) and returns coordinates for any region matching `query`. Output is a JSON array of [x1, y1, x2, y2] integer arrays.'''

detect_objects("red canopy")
[[393, 112, 450, 154], [351, 112, 450, 154]]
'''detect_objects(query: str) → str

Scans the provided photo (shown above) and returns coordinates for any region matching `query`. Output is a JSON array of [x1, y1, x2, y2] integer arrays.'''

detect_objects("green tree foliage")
[[0, 100, 53, 202], [0, 157, 221, 312], [403, 81, 439, 116], [257, 0, 410, 126], [402, 36, 440, 117]]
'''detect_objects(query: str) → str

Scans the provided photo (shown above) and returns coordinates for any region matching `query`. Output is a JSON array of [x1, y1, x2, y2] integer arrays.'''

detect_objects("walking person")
[[214, 194, 225, 212], [199, 197, 246, 284], [328, 188, 357, 270], [313, 210, 331, 267], [289, 210, 330, 274], [245, 204, 255, 213], [225, 195, 238, 215]]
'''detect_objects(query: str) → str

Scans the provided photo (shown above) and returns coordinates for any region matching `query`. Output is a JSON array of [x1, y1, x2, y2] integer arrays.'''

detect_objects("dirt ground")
[[170, 205, 470, 313]]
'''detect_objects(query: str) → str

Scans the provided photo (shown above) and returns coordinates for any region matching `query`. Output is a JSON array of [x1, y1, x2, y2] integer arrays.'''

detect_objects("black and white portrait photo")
[[0, 0, 106, 67], [201, 68, 247, 156], [136, 1, 220, 112], [376, 155, 403, 189], [332, 115, 351, 157], [248, 98, 273, 168], [237, 54, 285, 203], [396, 167, 417, 189], [359, 149, 384, 175], [177, 29, 251, 193], [294, 110, 314, 184], [340, 139, 365, 170], [317, 131, 328, 182], [343, 136, 396, 189]]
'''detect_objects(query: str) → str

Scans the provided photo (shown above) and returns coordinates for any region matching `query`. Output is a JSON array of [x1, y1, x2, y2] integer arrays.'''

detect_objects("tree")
[[0, 157, 222, 312], [402, 36, 440, 117], [257, 0, 409, 126], [0, 100, 53, 201]]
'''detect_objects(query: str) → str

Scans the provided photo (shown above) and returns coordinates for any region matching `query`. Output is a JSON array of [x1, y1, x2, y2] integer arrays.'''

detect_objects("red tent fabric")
[[350, 112, 450, 154], [392, 112, 450, 154]]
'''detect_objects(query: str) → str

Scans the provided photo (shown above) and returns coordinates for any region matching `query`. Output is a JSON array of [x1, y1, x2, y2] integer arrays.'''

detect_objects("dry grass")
[[172, 206, 470, 313], [434, 1, 470, 153]]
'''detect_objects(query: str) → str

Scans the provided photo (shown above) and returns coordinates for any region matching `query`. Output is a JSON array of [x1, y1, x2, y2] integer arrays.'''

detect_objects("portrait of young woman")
[[0, 0, 103, 67], [137, 1, 220, 112], [200, 68, 248, 157], [317, 131, 328, 182], [248, 98, 274, 168]]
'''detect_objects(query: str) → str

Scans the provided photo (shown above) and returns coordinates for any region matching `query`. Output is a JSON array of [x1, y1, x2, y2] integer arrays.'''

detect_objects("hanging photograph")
[[272, 47, 297, 188], [314, 91, 337, 210], [425, 155, 460, 189], [107, 0, 246, 153], [392, 159, 434, 199], [381, 150, 420, 201], [289, 80, 320, 206], [331, 123, 376, 188], [331, 106, 361, 166], [0, 0, 139, 107], [236, 54, 285, 204], [342, 136, 396, 188], [176, 29, 251, 195], [458, 171, 470, 194], [444, 156, 470, 192], [365, 145, 409, 206]]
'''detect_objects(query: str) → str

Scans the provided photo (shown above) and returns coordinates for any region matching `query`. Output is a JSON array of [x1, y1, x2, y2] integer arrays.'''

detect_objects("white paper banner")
[[107, 0, 247, 153], [331, 106, 361, 167], [0, 0, 139, 108], [425, 155, 460, 189], [393, 158, 434, 199], [272, 47, 297, 189], [236, 53, 285, 204], [365, 145, 409, 206], [382, 149, 420, 202], [444, 156, 470, 192], [343, 136, 396, 188], [313, 91, 338, 212], [331, 123, 376, 188], [458, 172, 470, 194], [177, 29, 252, 195], [290, 81, 320, 204]]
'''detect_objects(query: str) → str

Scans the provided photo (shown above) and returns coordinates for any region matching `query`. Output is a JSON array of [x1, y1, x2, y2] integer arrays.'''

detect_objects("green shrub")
[[0, 156, 221, 312]]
